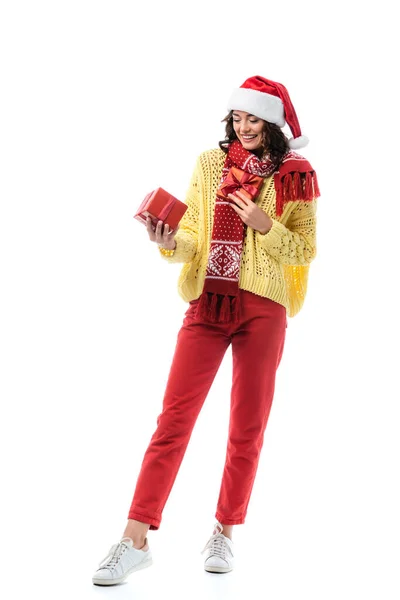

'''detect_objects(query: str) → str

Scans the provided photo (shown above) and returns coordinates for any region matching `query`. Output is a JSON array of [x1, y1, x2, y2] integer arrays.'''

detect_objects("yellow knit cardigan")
[[158, 147, 318, 318]]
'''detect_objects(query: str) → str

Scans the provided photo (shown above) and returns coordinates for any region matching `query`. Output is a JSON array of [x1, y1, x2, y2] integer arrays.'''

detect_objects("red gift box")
[[133, 187, 188, 231], [217, 166, 264, 202]]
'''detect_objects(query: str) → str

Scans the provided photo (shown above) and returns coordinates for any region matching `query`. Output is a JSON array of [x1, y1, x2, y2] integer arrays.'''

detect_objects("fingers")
[[235, 190, 248, 201], [228, 193, 242, 210], [163, 223, 176, 238], [228, 192, 243, 206], [146, 216, 156, 240], [146, 216, 175, 243], [156, 219, 169, 244], [228, 191, 247, 206]]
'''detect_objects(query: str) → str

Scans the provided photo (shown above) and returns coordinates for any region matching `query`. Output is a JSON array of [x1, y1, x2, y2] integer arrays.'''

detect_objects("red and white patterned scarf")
[[193, 139, 320, 324]]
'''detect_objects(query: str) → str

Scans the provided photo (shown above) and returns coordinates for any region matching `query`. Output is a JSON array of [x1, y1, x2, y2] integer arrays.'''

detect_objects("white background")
[[1, 1, 399, 598]]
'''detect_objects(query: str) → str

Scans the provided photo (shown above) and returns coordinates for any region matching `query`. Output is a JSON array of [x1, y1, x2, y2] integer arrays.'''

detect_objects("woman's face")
[[232, 110, 265, 151]]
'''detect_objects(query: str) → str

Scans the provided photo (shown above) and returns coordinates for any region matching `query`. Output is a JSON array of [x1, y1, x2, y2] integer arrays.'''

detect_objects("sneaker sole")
[[92, 556, 153, 585], [204, 564, 233, 573]]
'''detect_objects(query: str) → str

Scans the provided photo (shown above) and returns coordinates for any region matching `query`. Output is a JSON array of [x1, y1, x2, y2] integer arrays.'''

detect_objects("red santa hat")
[[227, 75, 309, 150]]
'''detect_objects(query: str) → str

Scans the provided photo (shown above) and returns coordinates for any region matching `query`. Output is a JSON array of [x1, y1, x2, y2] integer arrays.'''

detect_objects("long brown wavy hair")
[[218, 110, 289, 169]]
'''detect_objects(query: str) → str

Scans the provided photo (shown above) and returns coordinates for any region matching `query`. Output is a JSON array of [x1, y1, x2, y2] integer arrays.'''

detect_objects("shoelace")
[[200, 522, 232, 557], [97, 537, 132, 571]]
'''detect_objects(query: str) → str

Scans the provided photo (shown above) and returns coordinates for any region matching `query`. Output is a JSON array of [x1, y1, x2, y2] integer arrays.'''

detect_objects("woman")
[[92, 75, 320, 585]]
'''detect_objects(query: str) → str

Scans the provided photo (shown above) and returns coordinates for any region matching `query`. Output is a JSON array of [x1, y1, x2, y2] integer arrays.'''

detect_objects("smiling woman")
[[93, 74, 320, 586], [232, 110, 265, 150], [220, 108, 290, 167]]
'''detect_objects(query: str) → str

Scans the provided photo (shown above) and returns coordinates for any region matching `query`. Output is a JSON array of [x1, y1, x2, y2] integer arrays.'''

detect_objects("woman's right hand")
[[146, 216, 178, 250]]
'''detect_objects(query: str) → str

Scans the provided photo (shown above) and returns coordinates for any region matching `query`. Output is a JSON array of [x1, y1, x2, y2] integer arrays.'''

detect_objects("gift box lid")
[[134, 187, 188, 230]]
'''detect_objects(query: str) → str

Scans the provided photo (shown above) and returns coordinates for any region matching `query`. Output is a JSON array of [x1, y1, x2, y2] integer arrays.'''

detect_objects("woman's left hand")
[[228, 190, 273, 235]]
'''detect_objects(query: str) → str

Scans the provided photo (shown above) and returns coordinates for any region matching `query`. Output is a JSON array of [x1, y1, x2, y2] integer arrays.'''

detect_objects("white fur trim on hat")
[[227, 88, 285, 127], [288, 135, 309, 149]]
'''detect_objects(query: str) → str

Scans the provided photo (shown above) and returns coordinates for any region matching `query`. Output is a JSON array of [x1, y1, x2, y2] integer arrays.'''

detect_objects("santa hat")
[[227, 75, 309, 150]]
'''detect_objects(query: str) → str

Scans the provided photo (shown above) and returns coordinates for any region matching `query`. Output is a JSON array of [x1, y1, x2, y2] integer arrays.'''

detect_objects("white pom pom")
[[288, 135, 309, 149]]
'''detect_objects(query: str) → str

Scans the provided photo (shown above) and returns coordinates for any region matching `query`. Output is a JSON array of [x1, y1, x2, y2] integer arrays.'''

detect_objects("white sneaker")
[[201, 521, 234, 573], [92, 536, 153, 586]]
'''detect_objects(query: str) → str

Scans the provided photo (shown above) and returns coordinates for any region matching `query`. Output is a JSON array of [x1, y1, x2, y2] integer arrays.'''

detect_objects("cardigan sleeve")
[[158, 156, 200, 264], [255, 198, 317, 266]]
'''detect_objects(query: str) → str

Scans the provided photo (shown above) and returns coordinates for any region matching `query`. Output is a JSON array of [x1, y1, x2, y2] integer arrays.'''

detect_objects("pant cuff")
[[215, 512, 245, 525], [128, 508, 161, 531]]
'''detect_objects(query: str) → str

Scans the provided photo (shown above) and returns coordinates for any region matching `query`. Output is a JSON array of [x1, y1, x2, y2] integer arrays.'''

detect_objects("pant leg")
[[215, 290, 287, 526], [128, 301, 232, 530]]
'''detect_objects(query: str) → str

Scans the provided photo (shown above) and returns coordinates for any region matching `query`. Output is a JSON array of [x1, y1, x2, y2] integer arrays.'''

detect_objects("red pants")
[[128, 288, 287, 530]]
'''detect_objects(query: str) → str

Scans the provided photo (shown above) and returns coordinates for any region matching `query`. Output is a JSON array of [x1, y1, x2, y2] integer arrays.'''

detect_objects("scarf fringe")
[[313, 171, 320, 197], [275, 171, 320, 216], [195, 292, 242, 323], [209, 293, 218, 320], [231, 294, 242, 323], [219, 294, 231, 321]]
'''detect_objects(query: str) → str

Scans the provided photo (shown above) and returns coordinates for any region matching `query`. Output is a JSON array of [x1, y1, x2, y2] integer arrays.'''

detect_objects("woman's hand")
[[146, 216, 178, 250], [228, 190, 273, 234]]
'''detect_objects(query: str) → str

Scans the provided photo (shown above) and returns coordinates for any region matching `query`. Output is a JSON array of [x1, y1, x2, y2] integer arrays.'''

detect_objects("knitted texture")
[[158, 148, 318, 317]]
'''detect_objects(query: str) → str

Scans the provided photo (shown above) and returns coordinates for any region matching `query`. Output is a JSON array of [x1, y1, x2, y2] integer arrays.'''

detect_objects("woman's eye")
[[233, 119, 259, 123]]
